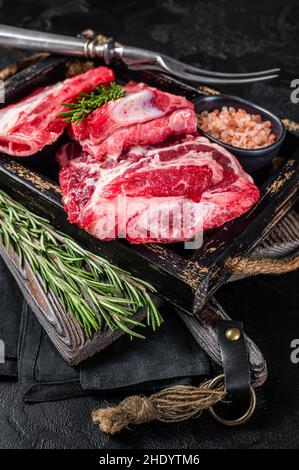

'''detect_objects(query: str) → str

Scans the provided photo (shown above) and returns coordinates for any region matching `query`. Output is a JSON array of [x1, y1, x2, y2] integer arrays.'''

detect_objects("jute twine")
[[92, 379, 225, 434], [226, 253, 299, 275]]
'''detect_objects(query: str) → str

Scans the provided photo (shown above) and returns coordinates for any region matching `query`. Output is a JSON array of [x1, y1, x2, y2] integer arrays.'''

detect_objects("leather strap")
[[217, 320, 251, 402]]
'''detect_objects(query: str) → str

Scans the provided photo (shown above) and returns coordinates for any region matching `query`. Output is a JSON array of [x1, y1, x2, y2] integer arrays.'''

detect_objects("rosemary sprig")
[[60, 81, 126, 124], [0, 190, 163, 338]]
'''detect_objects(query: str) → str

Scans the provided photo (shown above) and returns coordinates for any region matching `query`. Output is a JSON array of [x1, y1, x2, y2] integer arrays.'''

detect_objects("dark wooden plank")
[[3, 55, 68, 105], [0, 243, 159, 365]]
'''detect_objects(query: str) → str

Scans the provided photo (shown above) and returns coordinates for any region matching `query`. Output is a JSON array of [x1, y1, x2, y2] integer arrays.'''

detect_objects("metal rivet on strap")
[[225, 327, 241, 342]]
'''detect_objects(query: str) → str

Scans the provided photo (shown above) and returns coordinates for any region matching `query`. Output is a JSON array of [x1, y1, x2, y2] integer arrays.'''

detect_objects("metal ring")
[[84, 38, 96, 59], [207, 374, 257, 426], [84, 37, 115, 63]]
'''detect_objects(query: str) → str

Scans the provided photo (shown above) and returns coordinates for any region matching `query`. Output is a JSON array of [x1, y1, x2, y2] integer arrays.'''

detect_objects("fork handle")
[[0, 24, 118, 63], [0, 24, 160, 67]]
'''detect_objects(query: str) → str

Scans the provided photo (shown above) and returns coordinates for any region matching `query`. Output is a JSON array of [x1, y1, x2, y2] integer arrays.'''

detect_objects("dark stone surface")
[[0, 0, 298, 449]]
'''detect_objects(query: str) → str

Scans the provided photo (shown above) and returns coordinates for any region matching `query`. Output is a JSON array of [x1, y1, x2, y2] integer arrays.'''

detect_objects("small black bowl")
[[194, 94, 286, 173]]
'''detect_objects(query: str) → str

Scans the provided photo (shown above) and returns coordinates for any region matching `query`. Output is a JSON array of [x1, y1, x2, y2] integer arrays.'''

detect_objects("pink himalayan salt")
[[198, 106, 276, 149]]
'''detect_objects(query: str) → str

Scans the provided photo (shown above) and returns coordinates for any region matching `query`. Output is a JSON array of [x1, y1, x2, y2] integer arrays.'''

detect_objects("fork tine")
[[128, 64, 279, 85], [170, 70, 279, 85], [156, 54, 280, 79], [158, 55, 280, 84], [183, 63, 280, 78]]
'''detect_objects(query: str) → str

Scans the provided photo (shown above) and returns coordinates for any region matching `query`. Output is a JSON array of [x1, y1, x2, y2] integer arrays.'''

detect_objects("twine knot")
[[92, 395, 157, 434], [92, 380, 226, 434], [121, 395, 158, 423]]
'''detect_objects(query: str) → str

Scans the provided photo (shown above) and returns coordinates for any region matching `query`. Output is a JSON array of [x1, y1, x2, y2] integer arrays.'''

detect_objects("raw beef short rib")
[[58, 135, 260, 244], [69, 82, 197, 160], [0, 66, 114, 156]]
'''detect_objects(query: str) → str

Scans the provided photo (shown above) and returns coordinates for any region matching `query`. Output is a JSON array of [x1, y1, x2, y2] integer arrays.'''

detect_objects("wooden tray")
[[0, 55, 298, 316]]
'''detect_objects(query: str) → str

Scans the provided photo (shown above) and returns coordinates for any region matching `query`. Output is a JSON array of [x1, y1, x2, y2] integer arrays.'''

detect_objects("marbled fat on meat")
[[69, 82, 197, 160], [58, 135, 260, 243], [0, 66, 114, 156]]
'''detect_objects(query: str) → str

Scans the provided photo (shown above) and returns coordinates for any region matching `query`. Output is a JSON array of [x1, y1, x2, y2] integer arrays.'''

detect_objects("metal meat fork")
[[0, 25, 280, 85]]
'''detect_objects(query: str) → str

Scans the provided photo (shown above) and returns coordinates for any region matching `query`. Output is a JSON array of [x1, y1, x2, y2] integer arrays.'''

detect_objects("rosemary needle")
[[60, 81, 126, 124], [0, 190, 163, 338]]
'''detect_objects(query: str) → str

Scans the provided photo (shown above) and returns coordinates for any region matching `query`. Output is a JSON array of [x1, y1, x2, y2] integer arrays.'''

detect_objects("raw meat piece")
[[69, 82, 197, 160], [58, 135, 260, 244], [0, 66, 114, 156]]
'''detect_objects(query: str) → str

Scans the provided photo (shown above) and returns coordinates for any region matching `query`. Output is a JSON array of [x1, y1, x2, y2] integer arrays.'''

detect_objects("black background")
[[0, 0, 298, 449]]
